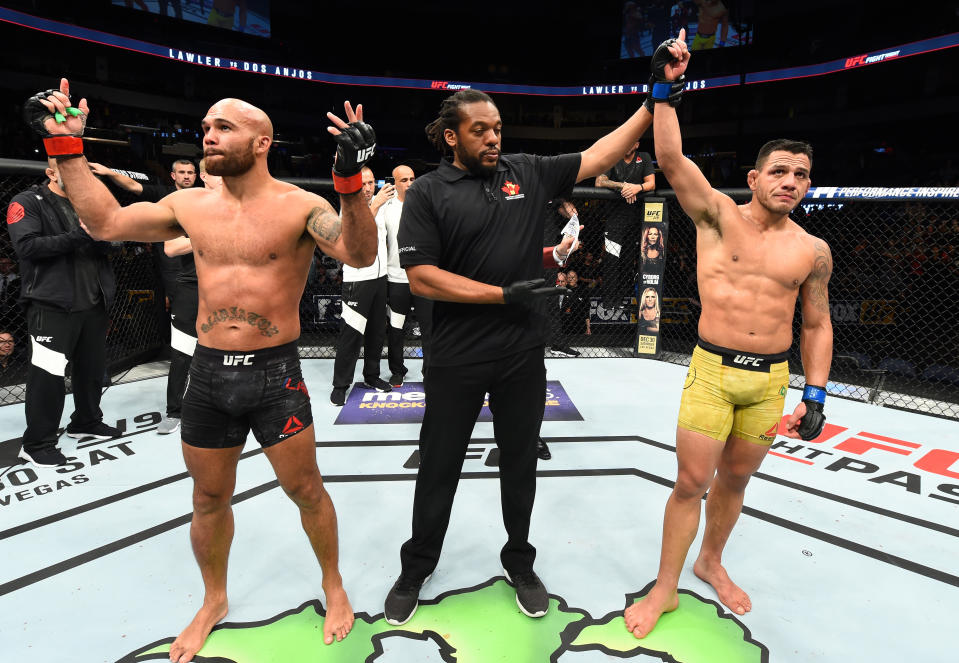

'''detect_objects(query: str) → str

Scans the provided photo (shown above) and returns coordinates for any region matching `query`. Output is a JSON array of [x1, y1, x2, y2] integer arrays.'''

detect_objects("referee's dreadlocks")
[[424, 90, 496, 154]]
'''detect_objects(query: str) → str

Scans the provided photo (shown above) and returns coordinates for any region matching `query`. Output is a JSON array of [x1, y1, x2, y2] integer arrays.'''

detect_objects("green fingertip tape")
[[66, 107, 82, 117], [54, 112, 65, 123]]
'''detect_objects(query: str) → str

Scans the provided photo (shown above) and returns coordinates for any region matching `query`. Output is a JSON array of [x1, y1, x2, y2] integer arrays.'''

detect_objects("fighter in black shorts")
[[27, 77, 381, 662], [182, 341, 313, 448]]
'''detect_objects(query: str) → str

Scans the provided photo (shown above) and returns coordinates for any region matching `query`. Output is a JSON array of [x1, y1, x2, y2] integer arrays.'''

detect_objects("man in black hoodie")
[[6, 158, 119, 468]]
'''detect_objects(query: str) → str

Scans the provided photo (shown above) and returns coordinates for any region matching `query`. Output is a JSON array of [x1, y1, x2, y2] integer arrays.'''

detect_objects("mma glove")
[[24, 88, 87, 159], [331, 121, 377, 194], [797, 385, 827, 441], [503, 278, 569, 305], [643, 37, 686, 112]]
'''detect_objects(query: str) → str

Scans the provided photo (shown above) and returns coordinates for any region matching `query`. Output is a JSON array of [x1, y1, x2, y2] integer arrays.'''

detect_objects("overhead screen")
[[621, 0, 754, 58], [111, 0, 271, 38]]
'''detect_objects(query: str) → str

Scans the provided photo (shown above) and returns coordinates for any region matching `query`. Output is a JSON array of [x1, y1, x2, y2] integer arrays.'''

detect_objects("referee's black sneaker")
[[536, 437, 552, 460], [503, 568, 549, 617], [330, 387, 347, 407], [65, 421, 121, 440], [362, 377, 393, 392], [18, 445, 67, 468], [389, 373, 406, 388], [384, 573, 432, 626]]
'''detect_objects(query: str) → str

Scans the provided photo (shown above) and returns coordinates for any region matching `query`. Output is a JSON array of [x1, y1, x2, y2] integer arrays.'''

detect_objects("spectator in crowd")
[[6, 158, 120, 468], [330, 166, 392, 406], [0, 329, 26, 387], [548, 271, 580, 357], [563, 269, 591, 337], [575, 250, 602, 291], [595, 140, 656, 310]]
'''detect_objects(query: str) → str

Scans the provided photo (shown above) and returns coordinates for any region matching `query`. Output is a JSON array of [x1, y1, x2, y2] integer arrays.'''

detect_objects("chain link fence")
[[2, 162, 956, 420], [0, 160, 167, 406]]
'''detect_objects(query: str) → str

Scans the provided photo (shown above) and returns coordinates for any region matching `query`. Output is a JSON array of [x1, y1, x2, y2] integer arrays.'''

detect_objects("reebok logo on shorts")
[[281, 416, 304, 437]]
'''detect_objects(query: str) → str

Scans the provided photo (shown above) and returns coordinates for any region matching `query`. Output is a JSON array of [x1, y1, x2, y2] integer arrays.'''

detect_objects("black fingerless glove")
[[24, 88, 86, 158], [644, 37, 686, 111], [331, 121, 376, 194], [797, 385, 827, 441], [502, 279, 569, 305]]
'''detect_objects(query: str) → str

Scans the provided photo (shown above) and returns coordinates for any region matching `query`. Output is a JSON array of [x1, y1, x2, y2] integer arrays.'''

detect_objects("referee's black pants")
[[333, 276, 387, 389], [399, 345, 546, 580], [166, 281, 198, 418], [22, 302, 107, 452], [386, 280, 434, 378]]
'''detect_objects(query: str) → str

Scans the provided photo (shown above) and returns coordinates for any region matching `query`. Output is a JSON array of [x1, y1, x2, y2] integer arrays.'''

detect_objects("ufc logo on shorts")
[[733, 355, 762, 367], [223, 354, 254, 366], [34, 336, 53, 342], [356, 145, 375, 162]]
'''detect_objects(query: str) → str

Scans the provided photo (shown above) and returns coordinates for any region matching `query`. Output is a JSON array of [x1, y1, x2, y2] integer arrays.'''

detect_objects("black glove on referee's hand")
[[502, 279, 569, 305]]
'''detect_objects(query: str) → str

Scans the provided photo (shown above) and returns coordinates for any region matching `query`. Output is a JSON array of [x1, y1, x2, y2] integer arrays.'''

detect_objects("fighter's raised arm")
[[650, 30, 729, 229], [23, 78, 184, 242], [315, 100, 378, 267]]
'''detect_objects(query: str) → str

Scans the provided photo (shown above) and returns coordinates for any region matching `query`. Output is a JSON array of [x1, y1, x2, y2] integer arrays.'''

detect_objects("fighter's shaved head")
[[205, 98, 274, 141]]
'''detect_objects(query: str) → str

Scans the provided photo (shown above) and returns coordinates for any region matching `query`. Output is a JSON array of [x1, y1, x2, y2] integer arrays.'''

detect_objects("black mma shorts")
[[181, 340, 313, 449]]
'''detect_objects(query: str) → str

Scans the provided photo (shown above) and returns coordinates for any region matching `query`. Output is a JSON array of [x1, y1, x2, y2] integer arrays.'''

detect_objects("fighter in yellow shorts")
[[625, 31, 834, 640], [678, 340, 789, 445]]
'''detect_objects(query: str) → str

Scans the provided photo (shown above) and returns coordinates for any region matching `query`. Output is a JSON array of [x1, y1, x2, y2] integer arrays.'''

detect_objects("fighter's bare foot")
[[169, 597, 228, 663], [323, 585, 354, 644], [624, 584, 679, 639], [694, 557, 751, 615]]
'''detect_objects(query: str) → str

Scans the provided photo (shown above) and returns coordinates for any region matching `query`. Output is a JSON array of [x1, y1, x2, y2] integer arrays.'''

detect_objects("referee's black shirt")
[[398, 153, 580, 367]]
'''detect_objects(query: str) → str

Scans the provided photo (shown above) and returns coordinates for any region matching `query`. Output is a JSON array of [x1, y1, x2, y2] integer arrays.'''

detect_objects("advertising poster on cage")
[[634, 199, 666, 358]]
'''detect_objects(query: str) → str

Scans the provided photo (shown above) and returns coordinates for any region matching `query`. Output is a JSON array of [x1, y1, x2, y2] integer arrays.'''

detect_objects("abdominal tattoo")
[[200, 307, 279, 337], [307, 206, 342, 242]]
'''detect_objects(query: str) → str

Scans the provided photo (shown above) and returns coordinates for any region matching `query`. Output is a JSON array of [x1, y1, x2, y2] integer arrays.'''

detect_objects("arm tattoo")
[[807, 240, 832, 314], [307, 206, 342, 243], [199, 307, 279, 337]]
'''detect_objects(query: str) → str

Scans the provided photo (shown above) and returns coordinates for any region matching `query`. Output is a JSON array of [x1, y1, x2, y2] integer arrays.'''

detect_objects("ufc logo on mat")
[[223, 354, 254, 366], [733, 355, 763, 367], [357, 145, 375, 162], [34, 336, 53, 342]]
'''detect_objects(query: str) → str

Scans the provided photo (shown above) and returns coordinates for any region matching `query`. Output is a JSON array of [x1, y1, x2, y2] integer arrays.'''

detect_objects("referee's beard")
[[455, 143, 498, 178]]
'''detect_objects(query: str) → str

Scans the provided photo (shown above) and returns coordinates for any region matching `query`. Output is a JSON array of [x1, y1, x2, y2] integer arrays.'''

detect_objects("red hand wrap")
[[332, 170, 363, 194], [43, 136, 84, 158]]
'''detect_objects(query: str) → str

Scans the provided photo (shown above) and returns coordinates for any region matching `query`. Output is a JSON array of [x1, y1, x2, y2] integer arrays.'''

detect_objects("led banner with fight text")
[[805, 187, 959, 200], [634, 199, 666, 359], [747, 32, 959, 85], [3, 7, 955, 97]]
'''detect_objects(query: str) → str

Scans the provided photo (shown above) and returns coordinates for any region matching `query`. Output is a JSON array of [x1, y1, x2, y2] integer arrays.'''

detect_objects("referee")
[[385, 88, 656, 625]]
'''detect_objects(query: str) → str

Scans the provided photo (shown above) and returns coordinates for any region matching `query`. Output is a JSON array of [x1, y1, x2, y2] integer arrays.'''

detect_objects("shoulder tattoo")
[[307, 205, 342, 243], [807, 240, 833, 313]]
